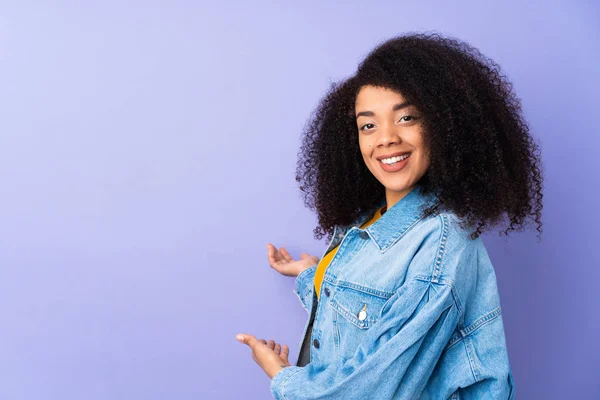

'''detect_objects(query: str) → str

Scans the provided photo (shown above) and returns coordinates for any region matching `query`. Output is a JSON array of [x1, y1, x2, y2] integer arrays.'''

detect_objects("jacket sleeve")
[[293, 264, 317, 313], [270, 276, 460, 400]]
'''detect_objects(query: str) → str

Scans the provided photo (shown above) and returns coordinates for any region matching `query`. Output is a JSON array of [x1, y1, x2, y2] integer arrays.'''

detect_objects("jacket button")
[[359, 231, 369, 240], [324, 287, 330, 297], [313, 339, 320, 349]]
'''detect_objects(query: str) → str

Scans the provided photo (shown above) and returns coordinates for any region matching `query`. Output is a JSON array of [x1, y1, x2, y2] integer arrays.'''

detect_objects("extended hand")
[[267, 243, 319, 277], [236, 333, 292, 379]]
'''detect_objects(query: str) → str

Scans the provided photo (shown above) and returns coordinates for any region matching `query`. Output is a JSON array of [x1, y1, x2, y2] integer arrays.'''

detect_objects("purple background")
[[1, 1, 598, 399]]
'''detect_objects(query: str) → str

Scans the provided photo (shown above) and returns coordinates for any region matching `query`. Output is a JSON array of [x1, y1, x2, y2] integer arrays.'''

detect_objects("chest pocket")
[[328, 283, 393, 359]]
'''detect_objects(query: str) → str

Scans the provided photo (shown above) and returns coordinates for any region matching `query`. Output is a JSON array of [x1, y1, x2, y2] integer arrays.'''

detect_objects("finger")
[[280, 247, 294, 263], [274, 343, 281, 354], [267, 339, 275, 350], [281, 344, 290, 362], [267, 244, 285, 266], [267, 244, 278, 264], [259, 338, 267, 345]]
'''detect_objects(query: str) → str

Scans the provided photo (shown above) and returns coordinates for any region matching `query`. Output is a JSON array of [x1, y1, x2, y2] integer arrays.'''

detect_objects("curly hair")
[[295, 32, 544, 241]]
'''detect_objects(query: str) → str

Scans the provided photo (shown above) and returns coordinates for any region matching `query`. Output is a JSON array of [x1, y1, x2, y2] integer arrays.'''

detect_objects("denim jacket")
[[270, 185, 515, 399]]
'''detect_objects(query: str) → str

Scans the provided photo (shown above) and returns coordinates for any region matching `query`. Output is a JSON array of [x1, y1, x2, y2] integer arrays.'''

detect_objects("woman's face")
[[355, 85, 430, 207]]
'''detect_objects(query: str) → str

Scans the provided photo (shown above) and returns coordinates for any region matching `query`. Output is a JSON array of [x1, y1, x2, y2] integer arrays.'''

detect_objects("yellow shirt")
[[314, 205, 386, 299]]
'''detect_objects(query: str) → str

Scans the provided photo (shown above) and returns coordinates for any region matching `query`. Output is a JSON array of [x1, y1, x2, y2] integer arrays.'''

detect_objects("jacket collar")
[[347, 184, 438, 252]]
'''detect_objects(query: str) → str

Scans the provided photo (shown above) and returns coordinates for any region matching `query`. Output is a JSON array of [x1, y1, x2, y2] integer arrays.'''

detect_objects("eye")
[[399, 115, 415, 122], [359, 123, 375, 131]]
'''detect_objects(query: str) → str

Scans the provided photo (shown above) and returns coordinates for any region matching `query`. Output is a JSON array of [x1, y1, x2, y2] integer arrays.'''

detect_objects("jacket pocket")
[[328, 283, 393, 361], [328, 284, 393, 329]]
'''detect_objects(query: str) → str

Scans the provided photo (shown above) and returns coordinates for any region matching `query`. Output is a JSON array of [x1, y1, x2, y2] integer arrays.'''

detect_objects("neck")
[[385, 185, 417, 211]]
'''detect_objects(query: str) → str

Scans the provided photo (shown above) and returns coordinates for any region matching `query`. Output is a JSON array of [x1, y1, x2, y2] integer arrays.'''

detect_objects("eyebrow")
[[355, 101, 413, 119]]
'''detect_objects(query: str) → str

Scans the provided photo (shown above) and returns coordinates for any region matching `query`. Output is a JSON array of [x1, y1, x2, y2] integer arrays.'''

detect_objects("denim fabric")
[[271, 185, 515, 399]]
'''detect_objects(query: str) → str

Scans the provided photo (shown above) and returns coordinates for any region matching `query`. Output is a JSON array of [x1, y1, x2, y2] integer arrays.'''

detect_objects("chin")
[[380, 180, 414, 193]]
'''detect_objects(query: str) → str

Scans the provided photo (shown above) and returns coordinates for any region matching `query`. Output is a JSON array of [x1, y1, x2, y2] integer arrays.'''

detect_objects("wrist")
[[296, 263, 317, 278], [269, 364, 288, 379]]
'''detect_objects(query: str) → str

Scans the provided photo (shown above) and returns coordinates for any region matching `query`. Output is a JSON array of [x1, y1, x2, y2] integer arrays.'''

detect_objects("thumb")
[[236, 333, 258, 347], [300, 253, 310, 259]]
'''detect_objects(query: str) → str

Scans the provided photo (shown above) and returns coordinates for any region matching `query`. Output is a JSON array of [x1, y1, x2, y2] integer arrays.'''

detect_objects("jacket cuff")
[[270, 366, 303, 400], [294, 264, 317, 312]]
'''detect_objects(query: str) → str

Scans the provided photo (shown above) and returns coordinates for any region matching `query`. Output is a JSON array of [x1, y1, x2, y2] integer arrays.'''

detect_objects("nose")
[[376, 121, 401, 148]]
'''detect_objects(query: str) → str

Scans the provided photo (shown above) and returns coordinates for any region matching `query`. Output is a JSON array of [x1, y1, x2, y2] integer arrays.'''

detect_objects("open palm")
[[267, 243, 319, 277]]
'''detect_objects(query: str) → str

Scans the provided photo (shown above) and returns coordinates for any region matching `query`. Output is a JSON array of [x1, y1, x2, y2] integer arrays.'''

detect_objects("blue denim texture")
[[270, 185, 515, 399]]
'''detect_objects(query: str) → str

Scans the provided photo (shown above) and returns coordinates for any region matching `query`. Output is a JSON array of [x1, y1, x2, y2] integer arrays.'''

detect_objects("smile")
[[380, 153, 411, 165], [378, 153, 411, 172]]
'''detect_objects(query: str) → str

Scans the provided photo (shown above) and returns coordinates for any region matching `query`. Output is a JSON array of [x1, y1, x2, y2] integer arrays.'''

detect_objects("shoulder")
[[406, 212, 486, 301]]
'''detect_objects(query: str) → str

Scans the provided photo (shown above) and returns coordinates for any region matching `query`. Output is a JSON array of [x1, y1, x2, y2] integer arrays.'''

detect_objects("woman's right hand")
[[267, 243, 320, 277]]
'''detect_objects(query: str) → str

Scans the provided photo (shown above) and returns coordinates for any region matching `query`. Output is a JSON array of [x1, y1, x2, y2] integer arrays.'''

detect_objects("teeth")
[[381, 153, 410, 164]]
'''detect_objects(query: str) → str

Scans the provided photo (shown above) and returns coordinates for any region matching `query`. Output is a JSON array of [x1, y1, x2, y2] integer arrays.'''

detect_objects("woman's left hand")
[[236, 333, 292, 378]]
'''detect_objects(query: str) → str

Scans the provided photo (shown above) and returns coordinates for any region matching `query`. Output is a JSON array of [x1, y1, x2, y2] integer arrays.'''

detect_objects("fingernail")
[[236, 334, 244, 341]]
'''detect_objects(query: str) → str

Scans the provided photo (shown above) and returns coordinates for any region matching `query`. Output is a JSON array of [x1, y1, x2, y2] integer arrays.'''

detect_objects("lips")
[[378, 152, 411, 172]]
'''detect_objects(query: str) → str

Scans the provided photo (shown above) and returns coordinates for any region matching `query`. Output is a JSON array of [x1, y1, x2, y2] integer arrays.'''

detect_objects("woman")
[[236, 32, 543, 399]]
